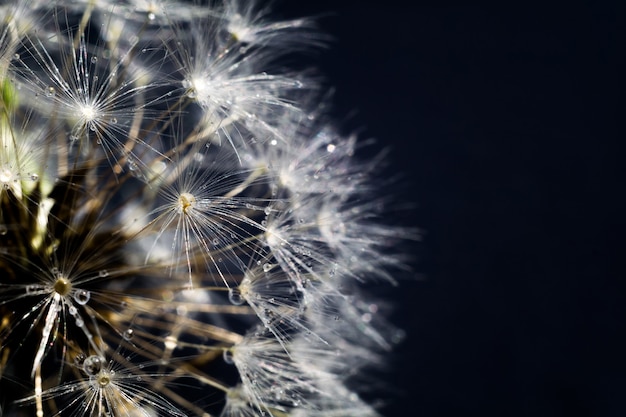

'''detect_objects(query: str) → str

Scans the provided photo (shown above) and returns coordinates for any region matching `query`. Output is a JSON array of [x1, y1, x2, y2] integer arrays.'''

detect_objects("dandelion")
[[0, 1, 416, 417]]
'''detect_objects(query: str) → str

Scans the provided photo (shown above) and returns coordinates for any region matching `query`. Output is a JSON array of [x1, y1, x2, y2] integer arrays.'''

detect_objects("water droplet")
[[98, 270, 109, 278], [73, 289, 90, 305], [46, 86, 55, 97], [110, 117, 117, 124], [223, 349, 234, 364], [0, 225, 7, 235], [25, 284, 38, 294], [68, 306, 77, 315], [13, 53, 19, 60], [83, 355, 104, 376], [262, 263, 272, 272], [187, 90, 197, 99], [123, 329, 134, 340], [90, 56, 97, 64], [29, 173, 39, 181], [391, 329, 406, 344], [74, 353, 86, 366], [147, 12, 155, 21], [228, 287, 245, 305]]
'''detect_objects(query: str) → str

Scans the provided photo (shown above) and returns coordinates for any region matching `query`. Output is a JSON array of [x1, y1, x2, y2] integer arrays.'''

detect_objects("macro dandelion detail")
[[0, 1, 415, 416]]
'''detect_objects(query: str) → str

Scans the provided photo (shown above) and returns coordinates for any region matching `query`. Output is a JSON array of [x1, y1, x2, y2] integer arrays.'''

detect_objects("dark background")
[[278, 2, 624, 417]]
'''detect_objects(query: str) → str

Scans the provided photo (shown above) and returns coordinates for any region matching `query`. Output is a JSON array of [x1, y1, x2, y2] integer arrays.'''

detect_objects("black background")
[[278, 1, 624, 417]]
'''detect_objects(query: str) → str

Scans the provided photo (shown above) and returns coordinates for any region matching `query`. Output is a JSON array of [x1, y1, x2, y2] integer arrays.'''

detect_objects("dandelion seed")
[[15, 351, 190, 417], [135, 139, 270, 286], [10, 12, 166, 175]]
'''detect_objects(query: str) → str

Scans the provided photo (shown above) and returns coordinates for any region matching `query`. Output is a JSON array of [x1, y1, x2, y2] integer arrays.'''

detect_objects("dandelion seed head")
[[1, 1, 413, 416]]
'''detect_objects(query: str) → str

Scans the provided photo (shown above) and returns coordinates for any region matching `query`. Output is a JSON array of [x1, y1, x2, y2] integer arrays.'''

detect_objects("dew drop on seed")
[[73, 289, 90, 305], [46, 86, 55, 96], [75, 317, 84, 327], [262, 263, 272, 272], [13, 53, 19, 60], [68, 306, 77, 315], [123, 329, 134, 340], [74, 353, 86, 366], [223, 349, 234, 364], [228, 288, 245, 305], [391, 329, 406, 344], [148, 12, 155, 20], [83, 355, 103, 376], [91, 56, 97, 64]]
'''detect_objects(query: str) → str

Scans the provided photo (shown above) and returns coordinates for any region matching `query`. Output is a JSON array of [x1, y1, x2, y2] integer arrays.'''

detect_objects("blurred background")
[[278, 1, 624, 416]]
